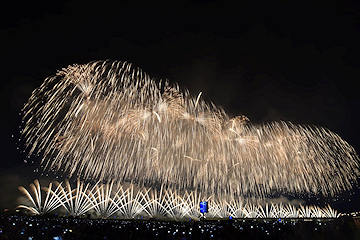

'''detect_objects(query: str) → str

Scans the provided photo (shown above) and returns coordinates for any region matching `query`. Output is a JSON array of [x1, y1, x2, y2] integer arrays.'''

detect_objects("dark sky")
[[1, 0, 360, 213]]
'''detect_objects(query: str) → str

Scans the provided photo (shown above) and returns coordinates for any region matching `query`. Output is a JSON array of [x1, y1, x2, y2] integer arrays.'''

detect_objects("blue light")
[[200, 201, 208, 213]]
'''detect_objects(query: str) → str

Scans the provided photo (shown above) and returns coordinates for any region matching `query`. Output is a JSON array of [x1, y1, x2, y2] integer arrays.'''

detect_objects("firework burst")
[[22, 60, 359, 198], [18, 180, 340, 219]]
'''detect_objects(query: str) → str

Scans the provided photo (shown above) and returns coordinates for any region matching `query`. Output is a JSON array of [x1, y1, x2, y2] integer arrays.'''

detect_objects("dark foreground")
[[1, 214, 360, 240]]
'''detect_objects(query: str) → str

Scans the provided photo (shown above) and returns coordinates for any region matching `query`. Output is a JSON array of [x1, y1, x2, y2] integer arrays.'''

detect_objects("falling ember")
[[21, 60, 360, 198]]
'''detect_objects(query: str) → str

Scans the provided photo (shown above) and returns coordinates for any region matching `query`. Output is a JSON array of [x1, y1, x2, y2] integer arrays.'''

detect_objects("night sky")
[[1, 1, 360, 213]]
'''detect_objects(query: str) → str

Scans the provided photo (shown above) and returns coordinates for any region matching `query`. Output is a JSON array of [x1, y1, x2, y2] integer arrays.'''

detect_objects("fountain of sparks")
[[18, 180, 341, 219]]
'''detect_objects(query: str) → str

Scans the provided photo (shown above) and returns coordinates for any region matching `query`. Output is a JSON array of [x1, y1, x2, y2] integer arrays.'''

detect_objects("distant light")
[[200, 201, 208, 213]]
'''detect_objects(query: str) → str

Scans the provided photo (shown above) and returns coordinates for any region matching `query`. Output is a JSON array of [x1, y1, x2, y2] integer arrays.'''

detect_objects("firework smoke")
[[22, 60, 359, 198]]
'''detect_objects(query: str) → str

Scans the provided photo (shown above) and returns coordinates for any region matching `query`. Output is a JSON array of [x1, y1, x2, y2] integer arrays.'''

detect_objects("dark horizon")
[[1, 1, 360, 213]]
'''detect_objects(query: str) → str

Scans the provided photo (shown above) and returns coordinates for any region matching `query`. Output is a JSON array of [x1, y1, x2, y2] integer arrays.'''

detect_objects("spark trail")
[[18, 179, 341, 219], [22, 60, 360, 198]]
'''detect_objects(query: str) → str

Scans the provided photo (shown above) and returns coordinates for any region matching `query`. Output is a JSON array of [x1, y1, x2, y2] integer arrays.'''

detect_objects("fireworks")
[[18, 180, 340, 219], [18, 180, 62, 215], [21, 60, 359, 198]]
